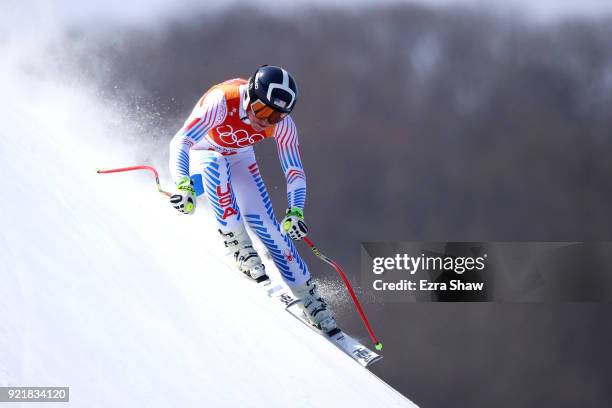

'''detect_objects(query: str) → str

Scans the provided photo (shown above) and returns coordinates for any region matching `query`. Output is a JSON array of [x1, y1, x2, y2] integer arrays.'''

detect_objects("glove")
[[170, 176, 196, 214], [282, 207, 308, 240]]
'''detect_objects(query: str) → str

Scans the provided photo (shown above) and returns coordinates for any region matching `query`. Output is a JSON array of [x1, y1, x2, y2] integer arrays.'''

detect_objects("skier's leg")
[[190, 149, 265, 279], [228, 149, 336, 332], [227, 149, 309, 285]]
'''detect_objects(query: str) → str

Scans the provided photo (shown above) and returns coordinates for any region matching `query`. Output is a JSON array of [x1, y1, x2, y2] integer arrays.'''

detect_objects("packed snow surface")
[[0, 29, 417, 408]]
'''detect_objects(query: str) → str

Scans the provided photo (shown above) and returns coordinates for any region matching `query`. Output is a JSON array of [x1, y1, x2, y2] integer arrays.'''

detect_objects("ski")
[[256, 277, 383, 367], [221, 251, 383, 368]]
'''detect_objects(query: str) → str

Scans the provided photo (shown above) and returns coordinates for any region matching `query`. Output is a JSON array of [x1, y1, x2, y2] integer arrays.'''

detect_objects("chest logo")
[[215, 124, 265, 147]]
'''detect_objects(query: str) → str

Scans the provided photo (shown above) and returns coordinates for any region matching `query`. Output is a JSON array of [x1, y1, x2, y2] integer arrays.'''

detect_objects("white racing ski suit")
[[169, 78, 309, 287]]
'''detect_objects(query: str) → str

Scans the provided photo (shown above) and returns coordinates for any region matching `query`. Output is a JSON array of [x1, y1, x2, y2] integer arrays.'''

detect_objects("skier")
[[168, 65, 336, 332]]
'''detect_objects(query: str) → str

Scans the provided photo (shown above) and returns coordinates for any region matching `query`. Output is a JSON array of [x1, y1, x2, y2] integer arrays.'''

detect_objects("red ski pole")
[[303, 237, 382, 350], [96, 165, 172, 197]]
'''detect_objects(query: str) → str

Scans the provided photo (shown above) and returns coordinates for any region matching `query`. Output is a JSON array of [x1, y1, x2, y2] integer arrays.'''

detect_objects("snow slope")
[[0, 28, 417, 408]]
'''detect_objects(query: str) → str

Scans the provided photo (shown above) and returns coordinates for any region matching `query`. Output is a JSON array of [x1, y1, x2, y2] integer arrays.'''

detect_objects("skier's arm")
[[274, 116, 307, 212], [169, 89, 226, 184], [275, 117, 309, 240]]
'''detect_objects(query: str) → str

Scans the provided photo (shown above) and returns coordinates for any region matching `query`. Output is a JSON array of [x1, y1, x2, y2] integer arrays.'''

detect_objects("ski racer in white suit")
[[168, 65, 336, 332]]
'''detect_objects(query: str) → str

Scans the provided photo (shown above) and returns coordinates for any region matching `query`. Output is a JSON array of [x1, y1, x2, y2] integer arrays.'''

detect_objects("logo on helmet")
[[273, 98, 287, 108]]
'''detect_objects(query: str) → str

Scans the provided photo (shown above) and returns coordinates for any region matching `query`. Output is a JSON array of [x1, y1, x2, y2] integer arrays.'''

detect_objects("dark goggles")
[[250, 99, 288, 124]]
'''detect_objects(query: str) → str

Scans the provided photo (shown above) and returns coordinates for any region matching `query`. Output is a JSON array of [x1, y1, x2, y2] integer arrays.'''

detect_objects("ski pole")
[[303, 237, 382, 351], [96, 165, 172, 197]]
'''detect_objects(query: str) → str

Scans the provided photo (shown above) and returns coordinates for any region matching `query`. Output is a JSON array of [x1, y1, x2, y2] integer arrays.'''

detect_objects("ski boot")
[[290, 279, 337, 333], [219, 228, 267, 281]]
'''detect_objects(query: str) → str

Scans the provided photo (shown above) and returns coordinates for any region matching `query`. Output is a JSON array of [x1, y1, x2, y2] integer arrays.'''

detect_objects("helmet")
[[247, 65, 298, 124]]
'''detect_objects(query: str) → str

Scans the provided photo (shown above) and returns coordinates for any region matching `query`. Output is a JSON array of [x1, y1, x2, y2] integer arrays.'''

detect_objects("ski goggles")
[[249, 99, 288, 124]]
